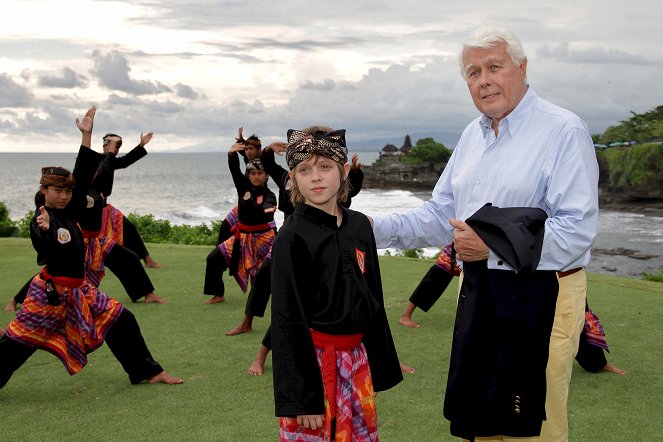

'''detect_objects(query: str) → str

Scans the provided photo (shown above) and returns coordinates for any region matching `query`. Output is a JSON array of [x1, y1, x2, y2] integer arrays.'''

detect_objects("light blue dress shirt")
[[373, 88, 599, 271]]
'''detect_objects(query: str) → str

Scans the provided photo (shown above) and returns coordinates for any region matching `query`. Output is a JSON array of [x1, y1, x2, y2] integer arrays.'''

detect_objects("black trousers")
[[13, 244, 154, 304], [245, 257, 272, 317], [122, 216, 149, 260], [203, 247, 227, 296], [409, 264, 454, 312], [575, 330, 608, 372], [105, 244, 155, 302], [216, 219, 233, 246], [0, 309, 162, 389]]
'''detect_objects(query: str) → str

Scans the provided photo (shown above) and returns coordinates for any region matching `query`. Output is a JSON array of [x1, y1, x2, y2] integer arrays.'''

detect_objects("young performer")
[[95, 132, 162, 269], [239, 149, 366, 375], [202, 137, 277, 304], [271, 127, 402, 441], [215, 129, 263, 245], [0, 108, 181, 388], [5, 139, 166, 310]]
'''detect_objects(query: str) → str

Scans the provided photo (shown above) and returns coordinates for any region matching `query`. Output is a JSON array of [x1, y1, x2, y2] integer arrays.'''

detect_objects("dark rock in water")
[[592, 247, 658, 260]]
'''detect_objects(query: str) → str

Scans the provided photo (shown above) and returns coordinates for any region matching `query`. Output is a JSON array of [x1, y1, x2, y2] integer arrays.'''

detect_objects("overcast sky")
[[1, 0, 661, 152]]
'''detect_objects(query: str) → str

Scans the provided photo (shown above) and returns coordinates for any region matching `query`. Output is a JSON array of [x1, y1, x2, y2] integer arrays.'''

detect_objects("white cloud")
[[0, 0, 662, 152]]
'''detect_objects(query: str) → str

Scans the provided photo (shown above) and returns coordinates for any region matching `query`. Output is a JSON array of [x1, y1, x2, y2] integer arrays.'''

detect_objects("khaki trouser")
[[459, 269, 587, 442]]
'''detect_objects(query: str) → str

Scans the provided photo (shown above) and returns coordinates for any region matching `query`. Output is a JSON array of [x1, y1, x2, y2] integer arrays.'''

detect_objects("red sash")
[[231, 222, 273, 239], [40, 267, 84, 288], [310, 329, 363, 421], [80, 227, 101, 238]]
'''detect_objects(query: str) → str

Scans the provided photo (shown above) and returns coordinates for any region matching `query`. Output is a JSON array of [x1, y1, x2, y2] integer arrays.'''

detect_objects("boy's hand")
[[140, 132, 153, 147], [267, 141, 287, 155], [351, 153, 361, 170], [36, 206, 50, 231], [76, 106, 96, 134], [229, 142, 245, 153], [297, 414, 324, 430]]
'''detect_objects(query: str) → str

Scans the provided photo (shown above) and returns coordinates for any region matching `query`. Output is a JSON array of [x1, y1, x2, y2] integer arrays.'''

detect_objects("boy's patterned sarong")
[[435, 243, 460, 276], [101, 204, 125, 244], [279, 331, 378, 442], [224, 206, 239, 227], [584, 306, 609, 351], [218, 222, 275, 292], [5, 274, 124, 375], [83, 234, 116, 287]]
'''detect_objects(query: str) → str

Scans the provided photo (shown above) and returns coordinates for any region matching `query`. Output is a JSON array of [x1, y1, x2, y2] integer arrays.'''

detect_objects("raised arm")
[[76, 106, 96, 149], [262, 144, 289, 184], [228, 143, 250, 192]]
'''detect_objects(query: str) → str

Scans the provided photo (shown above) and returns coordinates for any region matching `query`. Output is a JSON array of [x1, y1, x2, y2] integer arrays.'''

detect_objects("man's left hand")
[[450, 218, 489, 262]]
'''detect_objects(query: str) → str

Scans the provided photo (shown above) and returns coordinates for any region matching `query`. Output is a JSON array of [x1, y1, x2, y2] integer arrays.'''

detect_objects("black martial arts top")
[[78, 152, 116, 233], [228, 151, 277, 226], [90, 144, 147, 199], [261, 147, 294, 218], [31, 146, 98, 279], [271, 203, 402, 417]]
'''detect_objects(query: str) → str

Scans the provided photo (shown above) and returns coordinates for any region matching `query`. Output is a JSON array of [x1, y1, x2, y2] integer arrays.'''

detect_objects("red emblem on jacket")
[[356, 248, 366, 275]]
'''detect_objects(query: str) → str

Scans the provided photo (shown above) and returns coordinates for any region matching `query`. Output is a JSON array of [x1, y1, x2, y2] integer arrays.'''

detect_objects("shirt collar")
[[478, 86, 537, 138], [296, 203, 348, 229]]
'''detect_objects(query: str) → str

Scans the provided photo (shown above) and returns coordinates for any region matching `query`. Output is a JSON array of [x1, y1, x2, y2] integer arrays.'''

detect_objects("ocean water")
[[1, 152, 661, 278]]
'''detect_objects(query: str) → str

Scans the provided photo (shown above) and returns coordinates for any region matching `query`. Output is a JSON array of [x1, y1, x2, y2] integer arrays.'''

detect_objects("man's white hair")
[[459, 26, 527, 82]]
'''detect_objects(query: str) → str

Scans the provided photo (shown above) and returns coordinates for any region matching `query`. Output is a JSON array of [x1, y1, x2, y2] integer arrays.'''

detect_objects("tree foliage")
[[401, 137, 451, 165], [0, 201, 19, 237], [594, 106, 663, 144], [596, 142, 663, 188]]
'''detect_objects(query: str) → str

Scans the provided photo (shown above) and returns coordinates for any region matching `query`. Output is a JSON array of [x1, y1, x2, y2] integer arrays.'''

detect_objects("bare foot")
[[144, 256, 163, 269], [4, 299, 17, 312], [226, 323, 252, 336], [399, 316, 421, 328], [0, 328, 5, 337], [248, 359, 265, 376], [144, 293, 168, 304], [400, 362, 415, 374], [203, 295, 225, 304], [147, 370, 184, 384], [601, 362, 626, 375]]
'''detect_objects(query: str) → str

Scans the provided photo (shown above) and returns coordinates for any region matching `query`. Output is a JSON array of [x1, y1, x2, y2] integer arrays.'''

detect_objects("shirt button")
[[482, 154, 488, 158], [474, 179, 480, 185], [498, 260, 504, 265]]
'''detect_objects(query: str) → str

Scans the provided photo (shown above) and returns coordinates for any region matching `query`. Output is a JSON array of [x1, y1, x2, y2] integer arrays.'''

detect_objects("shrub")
[[642, 268, 663, 283], [126, 213, 219, 246], [0, 201, 19, 237]]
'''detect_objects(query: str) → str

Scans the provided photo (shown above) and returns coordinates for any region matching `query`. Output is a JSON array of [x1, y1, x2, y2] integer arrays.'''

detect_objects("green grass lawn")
[[1, 238, 662, 441]]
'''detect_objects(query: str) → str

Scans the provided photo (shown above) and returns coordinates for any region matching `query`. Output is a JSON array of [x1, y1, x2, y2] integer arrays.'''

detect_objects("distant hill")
[[171, 130, 462, 153]]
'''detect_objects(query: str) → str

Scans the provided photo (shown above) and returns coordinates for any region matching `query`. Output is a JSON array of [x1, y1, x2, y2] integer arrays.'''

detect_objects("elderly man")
[[372, 26, 598, 441]]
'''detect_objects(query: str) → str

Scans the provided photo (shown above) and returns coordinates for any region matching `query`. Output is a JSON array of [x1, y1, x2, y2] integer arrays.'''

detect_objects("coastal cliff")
[[362, 154, 445, 190], [363, 140, 663, 213]]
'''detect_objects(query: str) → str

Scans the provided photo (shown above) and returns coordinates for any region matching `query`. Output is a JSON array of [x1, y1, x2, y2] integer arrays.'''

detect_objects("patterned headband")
[[245, 158, 265, 172], [285, 129, 347, 170], [40, 166, 74, 188]]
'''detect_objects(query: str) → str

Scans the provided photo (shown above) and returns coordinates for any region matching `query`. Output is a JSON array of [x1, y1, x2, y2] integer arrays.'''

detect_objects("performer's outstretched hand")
[[140, 132, 153, 147], [36, 206, 50, 231]]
